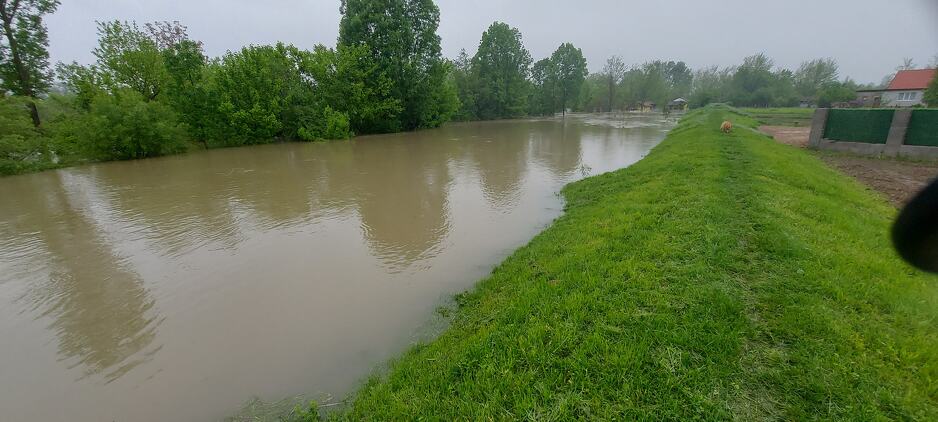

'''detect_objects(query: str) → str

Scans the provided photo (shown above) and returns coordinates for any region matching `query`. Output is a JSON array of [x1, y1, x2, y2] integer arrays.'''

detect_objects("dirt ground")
[[760, 125, 811, 148], [758, 125, 938, 207]]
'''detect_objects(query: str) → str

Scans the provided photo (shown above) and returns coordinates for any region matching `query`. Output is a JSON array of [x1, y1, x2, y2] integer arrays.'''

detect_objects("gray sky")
[[47, 0, 938, 84]]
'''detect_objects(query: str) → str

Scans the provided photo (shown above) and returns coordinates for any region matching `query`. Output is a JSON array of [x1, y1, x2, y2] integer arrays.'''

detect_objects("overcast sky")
[[47, 0, 937, 84]]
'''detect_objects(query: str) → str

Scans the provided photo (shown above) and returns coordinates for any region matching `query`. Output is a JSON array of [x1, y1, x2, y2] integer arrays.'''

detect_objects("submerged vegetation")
[[326, 105, 938, 420]]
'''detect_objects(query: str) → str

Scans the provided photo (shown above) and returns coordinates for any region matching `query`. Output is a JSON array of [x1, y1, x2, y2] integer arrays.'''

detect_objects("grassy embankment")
[[741, 107, 814, 127], [329, 105, 937, 420]]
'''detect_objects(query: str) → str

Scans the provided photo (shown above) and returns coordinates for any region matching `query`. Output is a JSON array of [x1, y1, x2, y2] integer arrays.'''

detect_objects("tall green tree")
[[578, 72, 605, 112], [730, 53, 776, 107], [471, 21, 531, 119], [629, 61, 670, 109], [0, 0, 59, 126], [602, 55, 625, 112], [92, 21, 169, 101], [528, 57, 555, 116], [338, 0, 456, 131], [162, 40, 204, 95], [816, 80, 857, 108], [206, 43, 315, 145], [663, 61, 692, 99], [161, 39, 210, 139], [770, 68, 798, 106], [451, 48, 477, 120], [688, 65, 732, 107], [60, 20, 215, 140], [794, 58, 839, 99], [299, 43, 400, 135], [549, 43, 587, 116]]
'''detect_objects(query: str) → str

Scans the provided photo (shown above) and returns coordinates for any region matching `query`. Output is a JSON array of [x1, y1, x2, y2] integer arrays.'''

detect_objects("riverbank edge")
[[2, 113, 670, 179], [321, 105, 937, 420]]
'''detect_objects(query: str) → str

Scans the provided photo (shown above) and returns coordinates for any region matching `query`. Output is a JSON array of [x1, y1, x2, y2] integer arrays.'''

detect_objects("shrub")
[[0, 97, 56, 175], [199, 43, 311, 147], [55, 90, 189, 161], [297, 106, 352, 141], [290, 401, 321, 422], [817, 83, 856, 108], [924, 72, 938, 107]]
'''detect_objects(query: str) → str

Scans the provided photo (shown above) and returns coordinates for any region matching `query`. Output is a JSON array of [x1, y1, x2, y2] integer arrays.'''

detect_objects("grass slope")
[[338, 105, 938, 420]]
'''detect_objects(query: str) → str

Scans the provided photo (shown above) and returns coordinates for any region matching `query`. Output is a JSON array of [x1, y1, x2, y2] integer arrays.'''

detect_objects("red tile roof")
[[886, 69, 936, 91]]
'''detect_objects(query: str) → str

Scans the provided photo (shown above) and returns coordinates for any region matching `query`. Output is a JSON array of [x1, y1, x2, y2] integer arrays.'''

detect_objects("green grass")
[[741, 107, 814, 127], [331, 105, 937, 420]]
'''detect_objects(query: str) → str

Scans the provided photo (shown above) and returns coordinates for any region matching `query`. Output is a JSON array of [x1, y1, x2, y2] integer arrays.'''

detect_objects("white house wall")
[[882, 90, 925, 107]]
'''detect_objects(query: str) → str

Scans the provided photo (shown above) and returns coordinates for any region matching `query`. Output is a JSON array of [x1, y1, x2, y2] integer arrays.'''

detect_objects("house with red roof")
[[880, 69, 935, 107]]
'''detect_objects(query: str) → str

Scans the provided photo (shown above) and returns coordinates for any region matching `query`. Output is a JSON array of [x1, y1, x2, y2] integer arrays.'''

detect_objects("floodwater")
[[0, 114, 672, 421]]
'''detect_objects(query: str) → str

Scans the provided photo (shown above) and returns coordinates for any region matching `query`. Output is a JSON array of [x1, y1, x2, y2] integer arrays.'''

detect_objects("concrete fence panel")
[[809, 108, 938, 159], [823, 109, 894, 144], [905, 109, 938, 147]]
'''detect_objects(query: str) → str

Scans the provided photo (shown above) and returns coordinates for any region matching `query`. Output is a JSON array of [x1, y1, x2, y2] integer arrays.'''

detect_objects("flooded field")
[[0, 114, 672, 421]]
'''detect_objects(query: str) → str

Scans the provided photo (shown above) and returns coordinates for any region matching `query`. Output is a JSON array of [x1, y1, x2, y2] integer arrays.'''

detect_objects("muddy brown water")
[[0, 114, 673, 421]]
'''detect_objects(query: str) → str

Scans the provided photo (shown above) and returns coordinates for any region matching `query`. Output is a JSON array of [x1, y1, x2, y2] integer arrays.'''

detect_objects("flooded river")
[[0, 114, 672, 421]]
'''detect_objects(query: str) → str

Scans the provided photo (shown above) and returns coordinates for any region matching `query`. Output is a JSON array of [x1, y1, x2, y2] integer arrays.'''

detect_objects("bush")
[[817, 83, 856, 108], [290, 401, 321, 422], [55, 90, 189, 161], [199, 44, 311, 147], [924, 72, 938, 107], [0, 97, 56, 175], [297, 106, 352, 141]]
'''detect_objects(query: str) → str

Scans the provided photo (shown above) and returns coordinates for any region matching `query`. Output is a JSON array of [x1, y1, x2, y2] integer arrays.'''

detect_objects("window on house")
[[910, 92, 917, 100]]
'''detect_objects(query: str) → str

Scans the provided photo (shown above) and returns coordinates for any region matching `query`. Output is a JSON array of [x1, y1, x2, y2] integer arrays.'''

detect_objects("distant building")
[[879, 69, 935, 107], [667, 98, 688, 112], [626, 101, 656, 112], [854, 89, 883, 108]]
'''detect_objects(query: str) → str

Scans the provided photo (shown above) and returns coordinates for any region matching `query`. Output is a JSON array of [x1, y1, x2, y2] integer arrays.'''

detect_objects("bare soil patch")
[[817, 154, 938, 207], [758, 125, 938, 207], [760, 125, 810, 148]]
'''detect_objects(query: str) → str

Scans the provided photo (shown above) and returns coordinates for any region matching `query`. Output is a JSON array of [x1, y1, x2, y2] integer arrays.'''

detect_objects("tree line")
[[1, 0, 457, 174], [449, 22, 889, 119], [451, 22, 589, 120], [1, 0, 929, 176]]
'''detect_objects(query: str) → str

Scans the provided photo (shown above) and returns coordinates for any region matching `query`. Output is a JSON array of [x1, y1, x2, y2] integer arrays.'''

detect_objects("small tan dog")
[[720, 121, 733, 133]]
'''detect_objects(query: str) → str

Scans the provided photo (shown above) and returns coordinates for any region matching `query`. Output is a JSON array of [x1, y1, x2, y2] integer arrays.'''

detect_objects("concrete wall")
[[808, 108, 938, 159]]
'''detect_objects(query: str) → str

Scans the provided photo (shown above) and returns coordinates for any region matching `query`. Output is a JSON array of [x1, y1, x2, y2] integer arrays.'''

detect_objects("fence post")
[[884, 109, 912, 157], [807, 108, 829, 149]]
